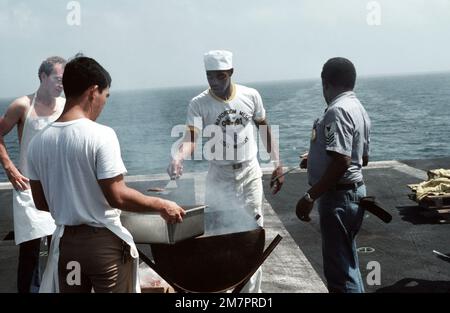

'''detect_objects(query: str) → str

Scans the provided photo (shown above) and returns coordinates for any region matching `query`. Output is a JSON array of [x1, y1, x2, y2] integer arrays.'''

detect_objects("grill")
[[138, 227, 282, 293]]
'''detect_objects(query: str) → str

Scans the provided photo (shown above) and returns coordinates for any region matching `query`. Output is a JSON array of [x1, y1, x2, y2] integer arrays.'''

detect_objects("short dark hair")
[[38, 56, 67, 82], [321, 57, 356, 90], [62, 57, 112, 99]]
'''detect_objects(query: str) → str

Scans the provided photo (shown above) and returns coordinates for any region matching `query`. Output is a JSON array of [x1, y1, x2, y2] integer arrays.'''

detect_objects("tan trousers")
[[58, 225, 133, 293]]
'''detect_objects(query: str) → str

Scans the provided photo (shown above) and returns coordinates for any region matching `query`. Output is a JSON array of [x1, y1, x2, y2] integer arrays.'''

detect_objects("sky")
[[0, 0, 450, 97]]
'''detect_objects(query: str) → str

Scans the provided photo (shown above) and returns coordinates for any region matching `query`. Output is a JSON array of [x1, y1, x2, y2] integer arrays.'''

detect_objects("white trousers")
[[205, 158, 263, 293]]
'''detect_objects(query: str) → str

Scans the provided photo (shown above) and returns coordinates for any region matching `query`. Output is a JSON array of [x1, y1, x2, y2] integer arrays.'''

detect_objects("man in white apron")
[[0, 56, 66, 292], [167, 50, 284, 292], [27, 56, 185, 293]]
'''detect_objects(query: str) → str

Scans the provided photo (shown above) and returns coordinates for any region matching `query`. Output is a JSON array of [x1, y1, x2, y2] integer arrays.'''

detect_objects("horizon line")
[[0, 69, 449, 101], [110, 68, 450, 95]]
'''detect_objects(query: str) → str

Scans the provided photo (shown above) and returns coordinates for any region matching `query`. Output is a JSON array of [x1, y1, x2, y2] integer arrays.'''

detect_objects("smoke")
[[203, 165, 261, 236], [205, 209, 259, 236]]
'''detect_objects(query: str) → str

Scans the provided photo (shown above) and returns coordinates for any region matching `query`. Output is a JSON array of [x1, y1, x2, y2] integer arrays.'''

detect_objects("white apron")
[[13, 94, 63, 245], [39, 217, 141, 293]]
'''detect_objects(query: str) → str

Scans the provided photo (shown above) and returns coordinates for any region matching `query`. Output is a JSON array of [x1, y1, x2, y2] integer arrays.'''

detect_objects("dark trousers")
[[18, 238, 40, 293], [58, 225, 133, 293], [17, 236, 51, 293]]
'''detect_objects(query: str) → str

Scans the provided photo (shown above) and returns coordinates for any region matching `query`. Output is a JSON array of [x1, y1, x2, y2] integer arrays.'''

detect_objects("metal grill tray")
[[120, 205, 205, 244]]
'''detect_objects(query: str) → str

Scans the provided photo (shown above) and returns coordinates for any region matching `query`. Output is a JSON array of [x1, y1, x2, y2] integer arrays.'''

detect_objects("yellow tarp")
[[408, 169, 450, 201], [428, 168, 450, 180]]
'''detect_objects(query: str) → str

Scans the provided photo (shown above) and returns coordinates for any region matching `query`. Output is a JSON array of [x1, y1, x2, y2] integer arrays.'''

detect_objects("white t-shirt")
[[186, 84, 266, 165], [27, 118, 127, 227]]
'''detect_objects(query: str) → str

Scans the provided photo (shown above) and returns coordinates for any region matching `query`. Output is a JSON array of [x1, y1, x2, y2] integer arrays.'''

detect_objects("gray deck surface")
[[262, 158, 450, 293], [1, 157, 449, 292]]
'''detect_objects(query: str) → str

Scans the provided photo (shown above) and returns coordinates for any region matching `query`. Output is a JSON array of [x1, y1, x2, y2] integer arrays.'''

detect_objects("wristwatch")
[[303, 192, 314, 203]]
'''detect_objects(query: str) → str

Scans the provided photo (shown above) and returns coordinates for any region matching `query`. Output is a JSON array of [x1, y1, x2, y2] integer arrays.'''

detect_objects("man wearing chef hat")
[[168, 50, 284, 293]]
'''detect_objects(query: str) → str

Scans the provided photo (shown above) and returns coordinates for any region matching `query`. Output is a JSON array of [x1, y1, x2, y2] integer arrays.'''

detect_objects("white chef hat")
[[204, 50, 233, 71]]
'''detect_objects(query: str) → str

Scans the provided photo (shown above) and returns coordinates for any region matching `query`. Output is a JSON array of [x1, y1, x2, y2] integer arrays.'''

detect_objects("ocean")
[[0, 72, 449, 182]]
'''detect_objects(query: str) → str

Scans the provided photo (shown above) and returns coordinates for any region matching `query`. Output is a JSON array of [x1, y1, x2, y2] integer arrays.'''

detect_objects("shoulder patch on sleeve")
[[324, 122, 336, 145]]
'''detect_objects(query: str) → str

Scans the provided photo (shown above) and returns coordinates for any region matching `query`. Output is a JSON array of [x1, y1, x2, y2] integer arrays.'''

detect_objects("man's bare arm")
[[167, 128, 198, 179], [98, 175, 185, 223], [255, 119, 284, 194], [29, 180, 50, 212], [0, 98, 29, 190], [255, 119, 281, 164], [363, 155, 369, 167]]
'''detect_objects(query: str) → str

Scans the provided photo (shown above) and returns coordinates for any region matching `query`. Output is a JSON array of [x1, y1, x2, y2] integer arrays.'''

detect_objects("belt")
[[232, 163, 243, 170], [64, 224, 108, 234], [335, 181, 364, 190], [214, 159, 253, 170]]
